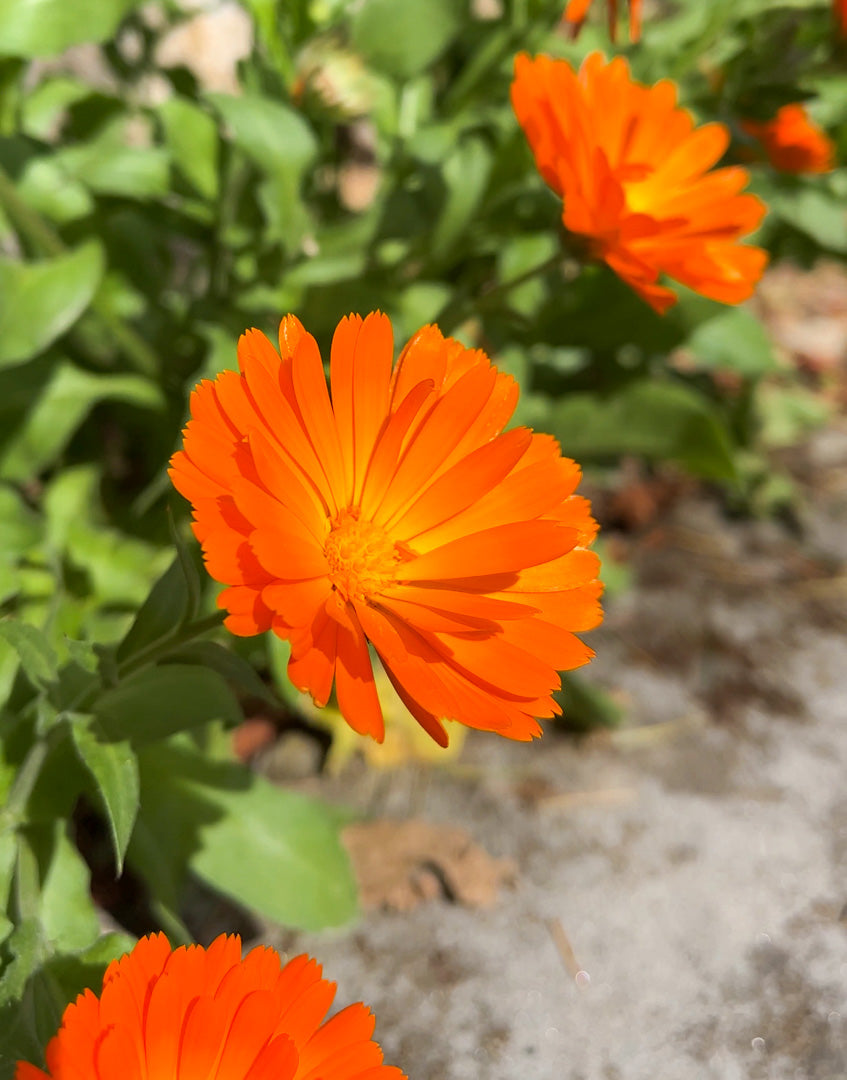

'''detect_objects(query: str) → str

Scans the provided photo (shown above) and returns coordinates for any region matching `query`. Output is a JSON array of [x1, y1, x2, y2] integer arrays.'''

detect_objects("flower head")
[[511, 52, 768, 314], [742, 104, 835, 174], [170, 312, 602, 746], [16, 933, 404, 1080], [564, 0, 642, 41]]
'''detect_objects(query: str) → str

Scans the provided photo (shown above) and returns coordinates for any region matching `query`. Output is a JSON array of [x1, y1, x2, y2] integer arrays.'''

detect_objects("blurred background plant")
[[0, 1, 845, 1073]]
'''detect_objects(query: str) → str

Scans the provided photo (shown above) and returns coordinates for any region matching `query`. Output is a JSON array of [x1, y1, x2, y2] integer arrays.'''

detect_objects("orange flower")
[[170, 313, 602, 746], [16, 933, 405, 1080], [511, 52, 768, 314], [563, 0, 642, 42], [742, 104, 834, 174], [837, 0, 847, 36]]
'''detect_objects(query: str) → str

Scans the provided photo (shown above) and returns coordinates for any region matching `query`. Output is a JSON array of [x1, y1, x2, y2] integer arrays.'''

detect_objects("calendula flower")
[[563, 0, 642, 42], [170, 312, 602, 746], [742, 104, 834, 174], [16, 933, 405, 1080], [511, 52, 768, 314]]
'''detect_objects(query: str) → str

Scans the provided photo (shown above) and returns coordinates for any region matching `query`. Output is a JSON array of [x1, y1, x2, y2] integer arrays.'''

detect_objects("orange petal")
[[335, 605, 385, 740], [373, 363, 497, 526], [402, 522, 578, 582], [358, 378, 434, 520], [290, 333, 347, 513], [390, 427, 532, 542]]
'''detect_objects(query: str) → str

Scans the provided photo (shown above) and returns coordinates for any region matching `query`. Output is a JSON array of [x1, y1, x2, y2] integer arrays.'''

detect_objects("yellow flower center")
[[325, 509, 399, 602]]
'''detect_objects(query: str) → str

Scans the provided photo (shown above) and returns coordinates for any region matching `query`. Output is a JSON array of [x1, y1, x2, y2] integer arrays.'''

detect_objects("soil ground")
[[262, 422, 847, 1080]]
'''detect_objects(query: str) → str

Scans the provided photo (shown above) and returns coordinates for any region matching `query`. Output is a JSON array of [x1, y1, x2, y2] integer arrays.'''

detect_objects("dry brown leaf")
[[343, 819, 516, 912]]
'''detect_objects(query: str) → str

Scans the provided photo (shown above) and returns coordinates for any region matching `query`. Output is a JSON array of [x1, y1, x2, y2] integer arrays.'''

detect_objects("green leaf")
[[0, 243, 103, 368], [0, 931, 133, 1069], [169, 641, 275, 706], [684, 308, 778, 378], [556, 672, 624, 733], [42, 467, 169, 606], [0, 0, 145, 58], [393, 282, 452, 347], [54, 118, 170, 200], [20, 76, 92, 139], [0, 621, 57, 690], [24, 726, 89, 825], [537, 380, 738, 482], [132, 741, 358, 930], [93, 664, 242, 745], [771, 187, 847, 253], [209, 93, 317, 179], [159, 97, 219, 201], [0, 361, 163, 481], [16, 158, 94, 223], [210, 92, 316, 244], [116, 558, 191, 665], [190, 776, 358, 931], [0, 486, 41, 557], [431, 136, 491, 258], [497, 233, 558, 318], [351, 0, 461, 79], [266, 633, 303, 708], [30, 823, 99, 953], [70, 717, 139, 874], [0, 919, 41, 1009]]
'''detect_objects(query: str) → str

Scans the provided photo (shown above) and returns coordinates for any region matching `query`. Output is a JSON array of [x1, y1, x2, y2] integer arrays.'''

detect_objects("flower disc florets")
[[325, 509, 400, 602]]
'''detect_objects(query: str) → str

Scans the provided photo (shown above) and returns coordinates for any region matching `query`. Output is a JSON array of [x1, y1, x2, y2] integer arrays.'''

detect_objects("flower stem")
[[438, 251, 564, 334], [1, 723, 65, 829], [0, 163, 160, 377], [116, 610, 227, 680]]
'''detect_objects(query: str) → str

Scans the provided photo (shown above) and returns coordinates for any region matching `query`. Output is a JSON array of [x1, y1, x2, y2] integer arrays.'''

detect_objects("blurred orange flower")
[[16, 933, 405, 1080], [564, 0, 642, 41], [511, 52, 768, 314], [170, 312, 602, 746], [837, 0, 847, 36], [742, 104, 834, 174]]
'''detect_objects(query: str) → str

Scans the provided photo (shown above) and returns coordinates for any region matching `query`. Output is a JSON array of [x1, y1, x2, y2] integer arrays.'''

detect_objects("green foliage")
[[132, 741, 357, 931], [70, 718, 138, 873], [526, 379, 738, 482], [0, 0, 145, 58], [0, 244, 102, 368], [92, 665, 242, 744], [0, 0, 841, 1053], [351, 0, 462, 78]]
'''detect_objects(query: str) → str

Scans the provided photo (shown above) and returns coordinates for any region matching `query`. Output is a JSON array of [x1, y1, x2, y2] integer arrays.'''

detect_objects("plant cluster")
[[0, 1, 844, 1075]]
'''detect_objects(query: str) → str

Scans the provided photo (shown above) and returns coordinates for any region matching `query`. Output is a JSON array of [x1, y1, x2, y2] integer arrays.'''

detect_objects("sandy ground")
[[261, 424, 847, 1080]]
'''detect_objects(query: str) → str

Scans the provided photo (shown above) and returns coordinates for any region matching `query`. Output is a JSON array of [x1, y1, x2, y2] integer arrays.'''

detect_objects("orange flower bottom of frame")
[[16, 933, 405, 1080]]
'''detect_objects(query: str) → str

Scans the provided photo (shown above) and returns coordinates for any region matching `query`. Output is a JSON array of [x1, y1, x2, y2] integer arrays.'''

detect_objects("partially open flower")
[[563, 0, 642, 42], [511, 52, 768, 314], [16, 933, 405, 1080], [170, 312, 602, 746], [742, 104, 834, 174]]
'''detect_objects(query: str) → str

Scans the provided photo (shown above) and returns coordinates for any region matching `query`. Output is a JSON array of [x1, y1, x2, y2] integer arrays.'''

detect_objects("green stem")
[[1, 724, 65, 828], [477, 252, 564, 306], [0, 163, 160, 377], [116, 610, 227, 681], [439, 251, 564, 334]]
